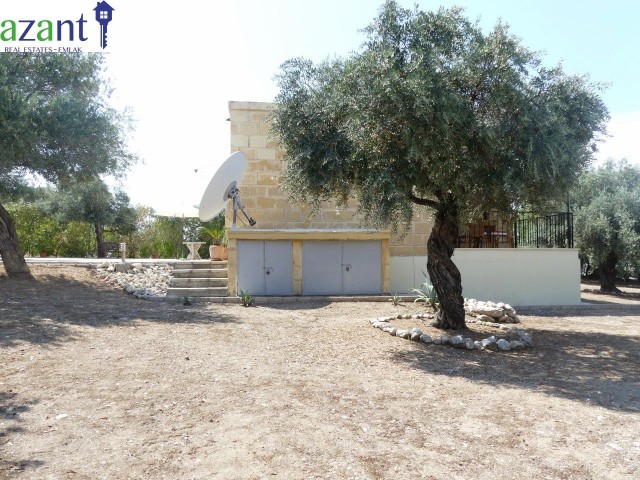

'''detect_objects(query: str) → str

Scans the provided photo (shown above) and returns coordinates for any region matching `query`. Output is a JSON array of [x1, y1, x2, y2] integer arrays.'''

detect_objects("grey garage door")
[[302, 241, 381, 295], [237, 240, 293, 295]]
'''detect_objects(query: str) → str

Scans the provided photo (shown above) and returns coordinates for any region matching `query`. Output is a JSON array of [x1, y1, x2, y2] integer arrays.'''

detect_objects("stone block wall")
[[228, 101, 433, 256]]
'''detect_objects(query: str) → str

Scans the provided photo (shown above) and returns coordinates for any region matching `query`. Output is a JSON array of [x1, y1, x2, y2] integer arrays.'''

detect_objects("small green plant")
[[240, 290, 254, 307], [182, 296, 192, 306], [203, 226, 227, 246], [389, 293, 402, 306], [413, 274, 439, 310]]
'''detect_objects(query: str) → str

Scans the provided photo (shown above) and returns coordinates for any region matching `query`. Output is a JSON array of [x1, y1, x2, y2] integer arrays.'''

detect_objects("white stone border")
[[368, 313, 533, 351]]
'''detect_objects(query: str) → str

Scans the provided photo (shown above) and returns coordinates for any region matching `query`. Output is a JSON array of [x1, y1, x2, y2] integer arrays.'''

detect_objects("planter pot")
[[210, 245, 226, 261], [39, 251, 48, 257]]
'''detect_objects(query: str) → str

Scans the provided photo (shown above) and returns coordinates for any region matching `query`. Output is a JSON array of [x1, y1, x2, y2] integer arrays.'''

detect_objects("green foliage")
[[0, 53, 135, 189], [140, 216, 185, 259], [573, 159, 640, 279], [240, 290, 254, 307], [203, 226, 227, 246], [41, 180, 135, 232], [7, 202, 62, 255], [413, 275, 439, 307], [7, 202, 96, 257], [38, 179, 136, 257], [57, 221, 96, 257], [389, 294, 402, 306], [270, 0, 609, 231], [0, 53, 136, 273]]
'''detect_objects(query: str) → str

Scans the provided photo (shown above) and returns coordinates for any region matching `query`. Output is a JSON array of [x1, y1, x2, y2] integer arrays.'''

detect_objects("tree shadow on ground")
[[391, 324, 640, 414], [522, 308, 640, 317], [0, 272, 241, 348], [0, 391, 43, 476]]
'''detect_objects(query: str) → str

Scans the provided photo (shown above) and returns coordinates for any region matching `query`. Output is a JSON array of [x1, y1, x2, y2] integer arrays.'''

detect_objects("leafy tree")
[[6, 201, 63, 256], [573, 160, 640, 292], [41, 179, 136, 257], [0, 53, 135, 276], [271, 1, 608, 328], [56, 221, 96, 258]]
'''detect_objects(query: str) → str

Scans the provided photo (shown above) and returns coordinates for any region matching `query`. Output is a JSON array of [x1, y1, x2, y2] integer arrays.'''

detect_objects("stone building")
[[221, 101, 580, 305]]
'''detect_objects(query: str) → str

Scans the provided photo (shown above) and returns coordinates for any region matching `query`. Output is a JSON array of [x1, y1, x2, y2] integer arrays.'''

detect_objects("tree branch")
[[407, 191, 440, 209]]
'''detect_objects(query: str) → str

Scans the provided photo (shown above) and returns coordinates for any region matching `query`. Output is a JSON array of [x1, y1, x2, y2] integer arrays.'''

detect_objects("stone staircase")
[[166, 260, 228, 299]]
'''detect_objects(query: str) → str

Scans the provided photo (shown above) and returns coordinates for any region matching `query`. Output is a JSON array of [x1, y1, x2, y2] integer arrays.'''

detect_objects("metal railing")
[[513, 211, 573, 248]]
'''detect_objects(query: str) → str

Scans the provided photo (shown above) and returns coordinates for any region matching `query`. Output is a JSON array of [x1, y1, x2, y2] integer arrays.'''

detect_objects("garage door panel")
[[343, 241, 381, 294], [265, 241, 293, 295], [302, 241, 342, 295], [238, 240, 265, 294]]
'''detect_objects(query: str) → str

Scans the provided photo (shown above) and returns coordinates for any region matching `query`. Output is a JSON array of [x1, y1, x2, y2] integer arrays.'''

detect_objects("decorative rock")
[[476, 314, 495, 322], [520, 335, 533, 346], [481, 336, 497, 347], [475, 307, 504, 318], [395, 329, 411, 339], [410, 328, 423, 341], [366, 307, 531, 353], [498, 315, 512, 323]]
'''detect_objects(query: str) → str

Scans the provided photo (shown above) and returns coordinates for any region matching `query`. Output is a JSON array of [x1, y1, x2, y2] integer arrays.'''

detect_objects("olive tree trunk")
[[426, 211, 466, 329], [598, 252, 620, 293], [95, 223, 106, 258], [0, 202, 32, 277]]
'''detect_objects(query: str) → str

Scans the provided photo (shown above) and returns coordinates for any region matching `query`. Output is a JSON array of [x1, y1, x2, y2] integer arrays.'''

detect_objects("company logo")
[[1, 1, 115, 53], [94, 1, 114, 49]]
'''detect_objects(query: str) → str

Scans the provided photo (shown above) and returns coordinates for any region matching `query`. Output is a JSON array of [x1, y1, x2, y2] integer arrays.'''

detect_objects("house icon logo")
[[93, 1, 114, 49]]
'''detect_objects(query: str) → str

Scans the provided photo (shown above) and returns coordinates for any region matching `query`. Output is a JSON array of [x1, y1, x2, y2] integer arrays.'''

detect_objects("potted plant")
[[204, 226, 228, 261]]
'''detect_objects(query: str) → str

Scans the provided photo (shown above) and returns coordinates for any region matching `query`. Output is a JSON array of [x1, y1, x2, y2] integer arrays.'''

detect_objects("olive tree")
[[41, 179, 136, 258], [574, 160, 640, 292], [271, 1, 608, 328], [0, 53, 135, 276]]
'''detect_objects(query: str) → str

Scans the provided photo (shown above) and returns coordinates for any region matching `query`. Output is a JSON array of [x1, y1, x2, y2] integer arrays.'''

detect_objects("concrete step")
[[171, 268, 228, 279], [166, 287, 228, 297], [173, 261, 227, 270], [169, 277, 228, 288]]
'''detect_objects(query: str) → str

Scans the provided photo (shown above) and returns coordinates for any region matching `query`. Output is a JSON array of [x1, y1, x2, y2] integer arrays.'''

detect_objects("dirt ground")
[[1, 265, 639, 479]]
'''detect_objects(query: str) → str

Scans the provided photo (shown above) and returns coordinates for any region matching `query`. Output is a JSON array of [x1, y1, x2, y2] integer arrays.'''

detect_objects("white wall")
[[390, 249, 581, 306]]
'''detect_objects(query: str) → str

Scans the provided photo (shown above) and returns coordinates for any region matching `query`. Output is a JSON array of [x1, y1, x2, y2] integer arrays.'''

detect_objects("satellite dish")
[[199, 152, 256, 227]]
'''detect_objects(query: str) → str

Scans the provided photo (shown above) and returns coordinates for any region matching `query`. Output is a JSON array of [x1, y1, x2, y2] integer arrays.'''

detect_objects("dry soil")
[[1, 266, 639, 479]]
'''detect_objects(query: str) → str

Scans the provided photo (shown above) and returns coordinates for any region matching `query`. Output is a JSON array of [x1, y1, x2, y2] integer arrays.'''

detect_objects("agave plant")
[[413, 274, 439, 310]]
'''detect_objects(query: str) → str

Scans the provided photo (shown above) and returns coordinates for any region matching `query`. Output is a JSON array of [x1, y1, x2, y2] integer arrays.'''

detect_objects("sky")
[[94, 0, 640, 212]]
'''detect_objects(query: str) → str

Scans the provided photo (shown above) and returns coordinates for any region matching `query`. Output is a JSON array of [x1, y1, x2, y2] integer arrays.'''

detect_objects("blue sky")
[[98, 0, 639, 211]]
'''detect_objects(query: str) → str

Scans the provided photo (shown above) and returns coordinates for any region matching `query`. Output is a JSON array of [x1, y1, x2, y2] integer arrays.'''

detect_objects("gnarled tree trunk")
[[95, 223, 106, 258], [426, 210, 466, 329], [0, 202, 32, 277], [598, 252, 620, 293]]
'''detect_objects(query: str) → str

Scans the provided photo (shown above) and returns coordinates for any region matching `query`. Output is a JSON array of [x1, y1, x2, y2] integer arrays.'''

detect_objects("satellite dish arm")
[[231, 187, 256, 227]]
